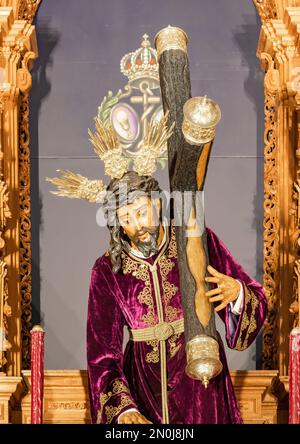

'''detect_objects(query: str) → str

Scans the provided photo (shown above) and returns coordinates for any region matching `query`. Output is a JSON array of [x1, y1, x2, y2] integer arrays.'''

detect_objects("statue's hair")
[[102, 171, 162, 274]]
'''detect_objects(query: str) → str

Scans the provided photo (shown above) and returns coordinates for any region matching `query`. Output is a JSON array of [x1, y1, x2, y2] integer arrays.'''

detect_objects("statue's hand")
[[118, 411, 152, 424], [204, 265, 240, 312]]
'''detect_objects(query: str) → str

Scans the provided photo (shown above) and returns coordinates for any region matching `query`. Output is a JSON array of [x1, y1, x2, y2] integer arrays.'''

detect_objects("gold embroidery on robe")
[[122, 254, 149, 280], [120, 223, 182, 363], [122, 252, 159, 362], [159, 255, 179, 321], [122, 254, 156, 328], [235, 284, 259, 351], [105, 395, 133, 424], [158, 225, 182, 357], [168, 223, 177, 258], [145, 339, 160, 363], [168, 333, 182, 357], [97, 379, 133, 424]]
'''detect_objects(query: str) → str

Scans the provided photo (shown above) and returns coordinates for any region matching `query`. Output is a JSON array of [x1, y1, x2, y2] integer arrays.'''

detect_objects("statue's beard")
[[123, 225, 161, 257]]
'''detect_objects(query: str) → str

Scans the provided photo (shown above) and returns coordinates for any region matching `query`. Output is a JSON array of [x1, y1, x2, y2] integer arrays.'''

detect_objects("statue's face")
[[116, 195, 161, 256]]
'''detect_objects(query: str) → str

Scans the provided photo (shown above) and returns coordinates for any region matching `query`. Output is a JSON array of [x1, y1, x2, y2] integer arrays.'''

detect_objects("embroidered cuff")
[[234, 284, 260, 351], [96, 379, 137, 424]]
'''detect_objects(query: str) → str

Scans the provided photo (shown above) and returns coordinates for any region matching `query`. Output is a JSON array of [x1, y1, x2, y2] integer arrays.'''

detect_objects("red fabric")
[[289, 328, 300, 424], [30, 329, 45, 424]]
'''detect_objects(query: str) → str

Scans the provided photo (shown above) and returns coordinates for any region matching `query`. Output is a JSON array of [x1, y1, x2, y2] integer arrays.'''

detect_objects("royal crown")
[[120, 34, 158, 86]]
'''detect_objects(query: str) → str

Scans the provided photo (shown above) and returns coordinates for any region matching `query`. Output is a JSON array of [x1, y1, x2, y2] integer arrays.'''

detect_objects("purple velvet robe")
[[87, 223, 267, 424]]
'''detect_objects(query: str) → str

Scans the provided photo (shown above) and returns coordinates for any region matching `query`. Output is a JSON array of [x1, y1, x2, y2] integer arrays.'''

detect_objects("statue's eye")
[[138, 207, 147, 217]]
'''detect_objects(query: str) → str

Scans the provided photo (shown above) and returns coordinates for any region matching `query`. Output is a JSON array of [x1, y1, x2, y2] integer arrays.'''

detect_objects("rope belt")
[[129, 318, 184, 424]]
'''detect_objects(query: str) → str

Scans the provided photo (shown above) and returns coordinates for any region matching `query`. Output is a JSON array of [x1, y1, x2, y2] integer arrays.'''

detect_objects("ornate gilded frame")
[[0, 0, 298, 424], [253, 0, 300, 375], [0, 0, 41, 383]]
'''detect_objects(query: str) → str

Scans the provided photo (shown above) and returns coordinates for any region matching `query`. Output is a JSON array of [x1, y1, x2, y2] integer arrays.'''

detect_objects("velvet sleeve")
[[87, 260, 137, 424], [206, 228, 268, 351]]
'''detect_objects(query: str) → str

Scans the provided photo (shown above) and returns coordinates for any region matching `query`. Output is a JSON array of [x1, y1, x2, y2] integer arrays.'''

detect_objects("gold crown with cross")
[[120, 34, 159, 87]]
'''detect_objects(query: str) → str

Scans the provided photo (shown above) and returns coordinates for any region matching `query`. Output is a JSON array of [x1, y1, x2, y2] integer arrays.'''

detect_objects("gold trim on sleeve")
[[235, 285, 259, 351], [97, 379, 133, 424], [104, 395, 133, 424]]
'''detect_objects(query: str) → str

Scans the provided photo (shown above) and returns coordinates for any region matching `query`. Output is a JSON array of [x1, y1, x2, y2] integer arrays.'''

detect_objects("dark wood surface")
[[158, 48, 217, 341]]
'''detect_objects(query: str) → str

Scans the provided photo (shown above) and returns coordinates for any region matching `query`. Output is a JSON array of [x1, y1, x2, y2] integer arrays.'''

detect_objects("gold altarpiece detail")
[[0, 0, 296, 423], [253, 0, 300, 376], [18, 370, 282, 424], [0, 0, 40, 423]]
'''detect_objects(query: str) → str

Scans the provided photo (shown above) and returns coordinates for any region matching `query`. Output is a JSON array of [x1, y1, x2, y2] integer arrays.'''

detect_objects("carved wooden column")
[[0, 0, 41, 423], [253, 0, 300, 377]]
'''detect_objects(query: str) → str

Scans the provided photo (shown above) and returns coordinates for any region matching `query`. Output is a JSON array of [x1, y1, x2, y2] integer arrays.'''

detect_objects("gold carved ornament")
[[0, 0, 42, 373], [18, 48, 42, 369], [291, 147, 300, 328], [291, 114, 300, 331], [253, 0, 300, 374], [19, 92, 33, 369], [291, 260, 300, 327], [48, 401, 88, 410], [260, 54, 280, 369], [17, 0, 42, 22], [253, 0, 277, 21], [290, 92, 300, 328], [0, 100, 12, 369]]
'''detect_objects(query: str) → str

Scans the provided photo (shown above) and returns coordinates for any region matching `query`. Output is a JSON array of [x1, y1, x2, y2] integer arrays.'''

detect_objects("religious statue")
[[46, 27, 267, 424]]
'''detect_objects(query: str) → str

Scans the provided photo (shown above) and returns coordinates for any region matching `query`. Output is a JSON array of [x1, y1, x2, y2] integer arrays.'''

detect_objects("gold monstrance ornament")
[[182, 96, 221, 145], [155, 25, 222, 387]]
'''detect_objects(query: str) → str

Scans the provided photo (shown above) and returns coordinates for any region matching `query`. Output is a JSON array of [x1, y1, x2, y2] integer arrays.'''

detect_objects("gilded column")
[[0, 0, 41, 423], [254, 0, 300, 375]]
